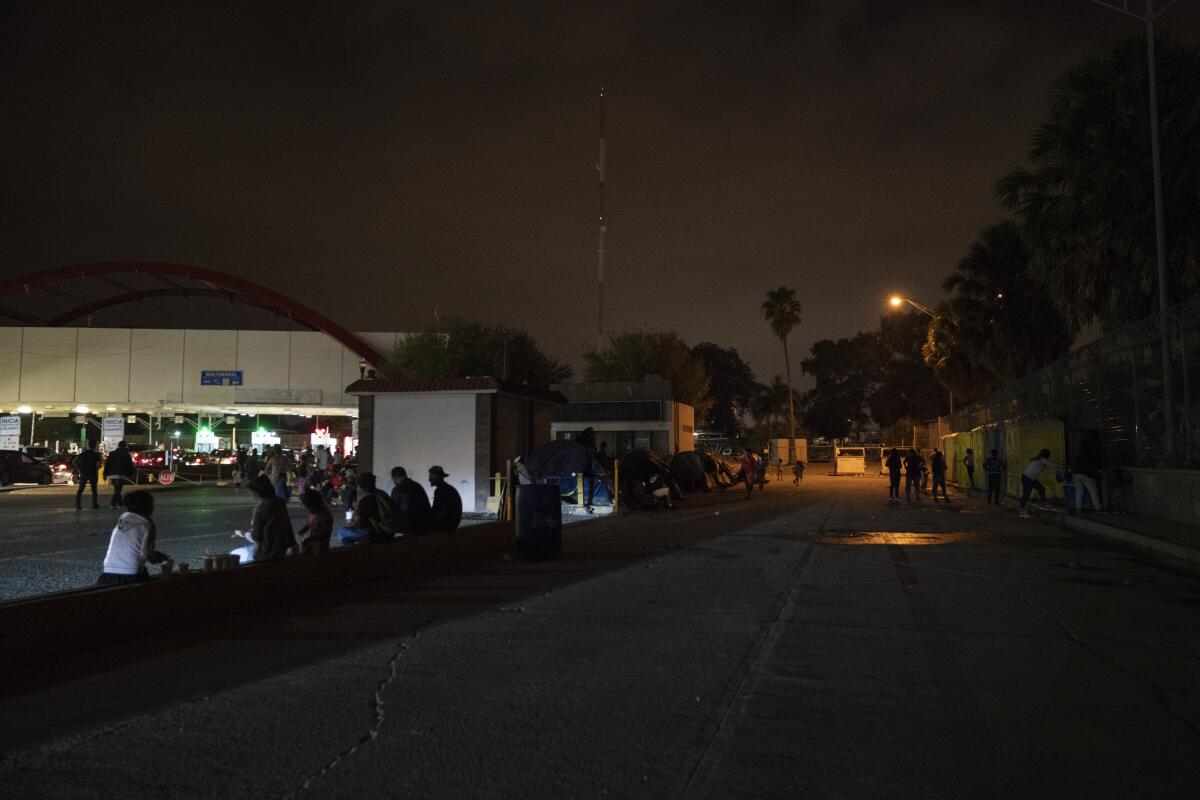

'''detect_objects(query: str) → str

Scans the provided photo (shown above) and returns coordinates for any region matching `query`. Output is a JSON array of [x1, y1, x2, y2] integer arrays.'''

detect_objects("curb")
[[949, 480, 1200, 567], [1058, 513, 1200, 567]]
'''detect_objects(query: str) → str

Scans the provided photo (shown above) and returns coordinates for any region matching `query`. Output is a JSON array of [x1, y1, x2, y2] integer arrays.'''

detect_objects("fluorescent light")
[[16, 405, 32, 414]]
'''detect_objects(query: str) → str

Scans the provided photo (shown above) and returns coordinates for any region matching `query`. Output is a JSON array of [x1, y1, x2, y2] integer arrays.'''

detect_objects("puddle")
[[818, 531, 1102, 549]]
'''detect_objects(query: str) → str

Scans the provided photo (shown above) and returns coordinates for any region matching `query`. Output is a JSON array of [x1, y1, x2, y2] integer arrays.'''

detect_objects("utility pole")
[[596, 86, 607, 352], [1085, 0, 1178, 458]]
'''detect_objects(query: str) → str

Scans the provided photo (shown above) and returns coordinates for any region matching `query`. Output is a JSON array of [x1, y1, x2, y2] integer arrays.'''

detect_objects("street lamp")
[[887, 295, 953, 415]]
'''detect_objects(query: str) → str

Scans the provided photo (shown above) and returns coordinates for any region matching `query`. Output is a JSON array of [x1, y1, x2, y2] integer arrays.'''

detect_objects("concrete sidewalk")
[[949, 480, 1200, 566]]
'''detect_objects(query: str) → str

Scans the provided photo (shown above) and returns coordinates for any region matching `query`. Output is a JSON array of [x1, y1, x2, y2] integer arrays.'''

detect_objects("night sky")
[[3, 1, 1198, 388]]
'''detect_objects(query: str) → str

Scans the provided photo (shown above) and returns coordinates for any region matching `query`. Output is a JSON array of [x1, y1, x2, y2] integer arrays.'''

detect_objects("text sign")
[[158, 471, 175, 485], [102, 416, 124, 448], [200, 370, 243, 387], [0, 416, 20, 450]]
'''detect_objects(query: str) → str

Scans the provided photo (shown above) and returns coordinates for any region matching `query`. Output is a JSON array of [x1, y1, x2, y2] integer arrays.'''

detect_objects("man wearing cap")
[[428, 466, 462, 532]]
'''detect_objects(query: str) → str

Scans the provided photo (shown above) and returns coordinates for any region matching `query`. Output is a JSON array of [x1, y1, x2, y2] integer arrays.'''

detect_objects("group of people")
[[95, 461, 466, 585], [72, 439, 135, 510], [884, 447, 951, 502], [737, 450, 803, 499]]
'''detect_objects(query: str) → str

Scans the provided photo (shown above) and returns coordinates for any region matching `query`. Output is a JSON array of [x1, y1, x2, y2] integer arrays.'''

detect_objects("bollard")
[[576, 473, 584, 507], [613, 460, 619, 513]]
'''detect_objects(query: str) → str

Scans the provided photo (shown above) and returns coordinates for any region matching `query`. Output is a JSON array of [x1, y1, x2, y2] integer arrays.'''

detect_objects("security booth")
[[347, 377, 563, 514], [834, 446, 866, 475]]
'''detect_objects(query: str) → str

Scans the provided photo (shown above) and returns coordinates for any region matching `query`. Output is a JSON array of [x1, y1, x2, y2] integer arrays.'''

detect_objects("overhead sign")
[[102, 416, 125, 448], [225, 416, 238, 424], [201, 370, 243, 387], [0, 416, 20, 450], [126, 415, 138, 424], [195, 428, 220, 453]]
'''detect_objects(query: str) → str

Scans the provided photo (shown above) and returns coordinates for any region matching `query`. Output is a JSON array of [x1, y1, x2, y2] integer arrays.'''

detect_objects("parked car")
[[19, 446, 57, 462], [207, 449, 237, 465], [130, 448, 166, 468], [0, 450, 53, 486]]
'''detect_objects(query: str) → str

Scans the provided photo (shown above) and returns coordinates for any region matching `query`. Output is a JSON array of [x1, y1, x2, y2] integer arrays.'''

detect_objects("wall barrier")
[[0, 522, 515, 672]]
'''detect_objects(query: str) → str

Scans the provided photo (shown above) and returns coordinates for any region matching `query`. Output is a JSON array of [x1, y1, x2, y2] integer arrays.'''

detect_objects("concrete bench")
[[0, 523, 515, 671]]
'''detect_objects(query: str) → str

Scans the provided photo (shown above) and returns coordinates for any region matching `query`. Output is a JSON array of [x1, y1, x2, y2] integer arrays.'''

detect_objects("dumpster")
[[515, 483, 562, 561]]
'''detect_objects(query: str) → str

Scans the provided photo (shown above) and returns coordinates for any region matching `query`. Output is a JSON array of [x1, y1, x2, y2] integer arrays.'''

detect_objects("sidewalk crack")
[[278, 611, 443, 799], [1018, 585, 1200, 738]]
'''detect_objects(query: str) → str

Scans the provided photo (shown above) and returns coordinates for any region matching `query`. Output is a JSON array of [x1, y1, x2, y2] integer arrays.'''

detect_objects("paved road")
[[1, 475, 1198, 798]]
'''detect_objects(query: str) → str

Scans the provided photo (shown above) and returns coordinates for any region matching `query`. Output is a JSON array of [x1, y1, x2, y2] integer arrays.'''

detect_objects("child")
[[297, 488, 334, 554]]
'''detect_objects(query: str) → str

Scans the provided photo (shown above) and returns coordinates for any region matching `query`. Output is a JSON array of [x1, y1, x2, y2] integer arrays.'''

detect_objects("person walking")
[[73, 441, 102, 510], [1018, 449, 1060, 518], [963, 448, 976, 492], [104, 440, 135, 508], [885, 448, 903, 501], [757, 450, 768, 492], [930, 448, 950, 502], [428, 466, 462, 532], [792, 460, 805, 485], [1072, 440, 1101, 514], [983, 449, 1005, 505], [740, 450, 756, 499], [903, 448, 921, 501]]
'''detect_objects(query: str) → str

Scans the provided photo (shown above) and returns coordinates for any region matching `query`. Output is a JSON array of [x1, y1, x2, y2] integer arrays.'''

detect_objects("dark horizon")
[[4, 1, 1198, 387]]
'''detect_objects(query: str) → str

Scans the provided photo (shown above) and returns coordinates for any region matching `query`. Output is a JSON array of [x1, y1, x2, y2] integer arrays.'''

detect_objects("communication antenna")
[[596, 86, 607, 350]]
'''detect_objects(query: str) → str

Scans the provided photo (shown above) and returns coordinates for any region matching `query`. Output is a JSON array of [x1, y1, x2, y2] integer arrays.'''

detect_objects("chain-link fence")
[[949, 292, 1200, 468]]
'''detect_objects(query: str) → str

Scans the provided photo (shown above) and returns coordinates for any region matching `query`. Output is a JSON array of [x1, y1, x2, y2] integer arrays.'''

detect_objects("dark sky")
[[3, 1, 1198, 387]]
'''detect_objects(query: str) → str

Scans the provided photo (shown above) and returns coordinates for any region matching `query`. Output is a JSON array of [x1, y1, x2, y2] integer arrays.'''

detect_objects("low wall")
[[1125, 468, 1200, 526], [0, 523, 515, 672]]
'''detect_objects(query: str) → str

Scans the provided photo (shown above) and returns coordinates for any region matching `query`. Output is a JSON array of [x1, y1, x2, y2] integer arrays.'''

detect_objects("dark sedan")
[[0, 450, 53, 486]]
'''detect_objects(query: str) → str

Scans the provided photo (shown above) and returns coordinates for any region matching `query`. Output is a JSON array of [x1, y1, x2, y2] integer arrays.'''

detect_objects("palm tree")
[[751, 377, 792, 441], [762, 287, 802, 464], [996, 35, 1200, 331]]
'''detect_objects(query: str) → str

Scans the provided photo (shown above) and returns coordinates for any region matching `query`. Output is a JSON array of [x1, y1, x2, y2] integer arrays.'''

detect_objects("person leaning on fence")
[[97, 491, 170, 585], [1018, 449, 1060, 518], [983, 449, 1005, 505]]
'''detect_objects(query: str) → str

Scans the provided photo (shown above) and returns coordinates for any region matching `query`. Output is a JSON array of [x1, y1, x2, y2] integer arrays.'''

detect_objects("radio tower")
[[596, 86, 607, 351]]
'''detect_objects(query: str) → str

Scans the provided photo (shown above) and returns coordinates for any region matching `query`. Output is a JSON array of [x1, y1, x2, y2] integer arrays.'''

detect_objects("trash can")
[[515, 483, 562, 561]]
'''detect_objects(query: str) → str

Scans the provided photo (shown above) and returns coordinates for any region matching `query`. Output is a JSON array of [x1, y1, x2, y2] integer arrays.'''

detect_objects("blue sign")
[[201, 370, 243, 386]]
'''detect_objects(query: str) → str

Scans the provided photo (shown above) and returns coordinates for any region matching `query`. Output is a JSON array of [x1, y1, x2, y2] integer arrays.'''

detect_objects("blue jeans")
[[931, 472, 948, 500]]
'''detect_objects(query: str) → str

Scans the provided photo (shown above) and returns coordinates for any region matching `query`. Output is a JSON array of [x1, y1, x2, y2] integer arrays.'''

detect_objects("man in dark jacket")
[[74, 441, 102, 510], [903, 449, 922, 501], [428, 466, 462, 532], [390, 466, 431, 535], [105, 440, 135, 508], [239, 476, 295, 560], [930, 448, 950, 503], [340, 472, 394, 544]]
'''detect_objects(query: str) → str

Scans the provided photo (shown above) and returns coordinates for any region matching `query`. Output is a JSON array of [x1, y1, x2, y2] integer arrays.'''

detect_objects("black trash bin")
[[515, 483, 562, 561]]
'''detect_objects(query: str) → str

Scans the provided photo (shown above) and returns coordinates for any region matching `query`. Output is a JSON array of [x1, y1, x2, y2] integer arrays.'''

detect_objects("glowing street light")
[[887, 294, 935, 317]]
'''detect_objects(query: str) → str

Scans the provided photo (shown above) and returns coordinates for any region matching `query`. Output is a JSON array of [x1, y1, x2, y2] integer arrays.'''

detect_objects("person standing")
[[428, 466, 462, 532], [1072, 441, 1101, 514], [885, 448, 903, 501], [740, 451, 756, 499], [773, 454, 784, 482], [244, 448, 261, 483], [1019, 449, 1060, 518], [74, 441, 102, 510], [314, 444, 330, 484], [265, 446, 286, 500], [963, 448, 976, 492], [233, 447, 247, 492], [390, 466, 431, 535], [930, 448, 950, 502], [792, 460, 805, 485], [903, 448, 921, 501], [105, 440, 135, 508], [983, 449, 1005, 505]]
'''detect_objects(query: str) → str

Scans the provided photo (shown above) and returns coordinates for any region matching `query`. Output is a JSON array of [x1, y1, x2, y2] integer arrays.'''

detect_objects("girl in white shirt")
[[97, 491, 170, 585]]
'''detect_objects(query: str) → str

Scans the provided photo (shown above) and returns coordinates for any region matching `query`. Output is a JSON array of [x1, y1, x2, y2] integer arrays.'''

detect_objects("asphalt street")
[[1, 474, 1198, 798]]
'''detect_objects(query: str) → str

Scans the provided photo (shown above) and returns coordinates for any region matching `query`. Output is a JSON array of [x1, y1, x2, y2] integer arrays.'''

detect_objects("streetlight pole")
[[889, 295, 953, 416], [1085, 0, 1178, 459]]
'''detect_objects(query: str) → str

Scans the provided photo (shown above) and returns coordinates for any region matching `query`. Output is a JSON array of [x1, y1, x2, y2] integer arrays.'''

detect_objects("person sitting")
[[231, 475, 296, 561], [390, 466, 431, 535], [97, 491, 170, 585], [296, 488, 334, 554], [428, 466, 462, 532], [339, 472, 394, 544]]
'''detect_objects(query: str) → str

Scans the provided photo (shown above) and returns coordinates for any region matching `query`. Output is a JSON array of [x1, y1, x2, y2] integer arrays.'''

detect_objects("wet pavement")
[[1, 474, 1198, 798]]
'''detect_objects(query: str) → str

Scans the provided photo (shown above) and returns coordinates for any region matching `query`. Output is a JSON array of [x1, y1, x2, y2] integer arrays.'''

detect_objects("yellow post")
[[576, 473, 584, 507], [613, 460, 619, 513]]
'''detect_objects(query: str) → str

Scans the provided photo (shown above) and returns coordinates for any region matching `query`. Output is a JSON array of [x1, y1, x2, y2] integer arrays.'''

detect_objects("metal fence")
[[948, 292, 1200, 468]]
